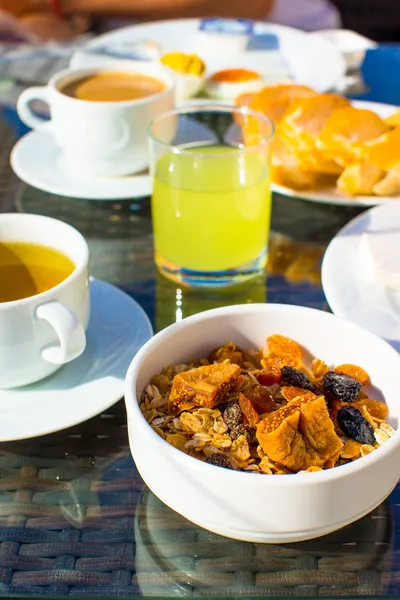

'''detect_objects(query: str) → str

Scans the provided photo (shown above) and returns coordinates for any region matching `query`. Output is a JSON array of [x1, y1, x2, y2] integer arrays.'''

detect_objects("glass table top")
[[0, 46, 399, 599]]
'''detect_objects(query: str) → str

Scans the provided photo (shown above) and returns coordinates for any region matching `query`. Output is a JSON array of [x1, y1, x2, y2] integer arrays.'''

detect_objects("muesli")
[[140, 335, 393, 474]]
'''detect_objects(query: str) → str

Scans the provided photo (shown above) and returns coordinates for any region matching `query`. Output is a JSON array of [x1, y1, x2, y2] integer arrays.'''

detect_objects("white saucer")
[[10, 125, 152, 200], [0, 278, 153, 441], [322, 201, 400, 351]]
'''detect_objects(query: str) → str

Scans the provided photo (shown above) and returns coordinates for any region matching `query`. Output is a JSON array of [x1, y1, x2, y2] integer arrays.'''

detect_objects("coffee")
[[61, 72, 166, 103], [0, 242, 75, 302]]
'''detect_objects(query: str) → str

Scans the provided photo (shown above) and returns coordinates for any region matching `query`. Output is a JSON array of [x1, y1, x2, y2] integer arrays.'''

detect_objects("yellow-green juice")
[[152, 145, 271, 274]]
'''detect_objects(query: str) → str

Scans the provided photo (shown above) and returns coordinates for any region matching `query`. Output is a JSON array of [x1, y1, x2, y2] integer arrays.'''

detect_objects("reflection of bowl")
[[125, 304, 400, 543], [135, 489, 393, 597]]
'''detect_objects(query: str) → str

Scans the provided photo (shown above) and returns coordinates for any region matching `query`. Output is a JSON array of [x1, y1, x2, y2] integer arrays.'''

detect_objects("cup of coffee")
[[17, 64, 175, 177], [0, 213, 89, 389]]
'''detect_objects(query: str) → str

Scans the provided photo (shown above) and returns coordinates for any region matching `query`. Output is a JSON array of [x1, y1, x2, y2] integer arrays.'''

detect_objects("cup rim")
[[0, 213, 89, 310], [49, 66, 175, 108], [148, 104, 274, 156]]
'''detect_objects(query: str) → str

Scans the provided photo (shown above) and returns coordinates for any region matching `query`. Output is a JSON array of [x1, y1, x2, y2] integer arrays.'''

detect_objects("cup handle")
[[36, 300, 86, 365], [17, 86, 50, 130]]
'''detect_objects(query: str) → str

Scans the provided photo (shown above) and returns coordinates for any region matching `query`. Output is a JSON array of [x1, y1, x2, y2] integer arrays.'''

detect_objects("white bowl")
[[124, 304, 400, 543]]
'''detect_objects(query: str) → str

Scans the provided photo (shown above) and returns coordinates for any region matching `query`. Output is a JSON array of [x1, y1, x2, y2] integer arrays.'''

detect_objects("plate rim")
[[322, 200, 400, 322], [10, 128, 152, 201]]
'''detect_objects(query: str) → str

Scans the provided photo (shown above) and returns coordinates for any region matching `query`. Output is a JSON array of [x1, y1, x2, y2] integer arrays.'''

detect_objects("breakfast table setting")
[[0, 16, 400, 599]]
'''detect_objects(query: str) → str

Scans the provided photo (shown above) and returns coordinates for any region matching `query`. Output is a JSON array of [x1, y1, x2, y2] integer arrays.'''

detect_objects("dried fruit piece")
[[169, 363, 240, 412], [209, 342, 244, 365], [263, 352, 303, 376], [337, 406, 375, 445], [267, 334, 302, 358], [360, 444, 375, 456], [340, 439, 362, 459], [241, 384, 278, 414], [281, 386, 317, 402], [353, 399, 389, 420], [231, 424, 257, 444], [256, 396, 343, 471], [324, 452, 340, 469], [323, 371, 361, 403], [335, 364, 370, 386], [206, 454, 233, 469], [255, 366, 281, 386], [281, 366, 315, 391], [239, 393, 260, 427], [311, 358, 330, 380], [221, 401, 242, 431]]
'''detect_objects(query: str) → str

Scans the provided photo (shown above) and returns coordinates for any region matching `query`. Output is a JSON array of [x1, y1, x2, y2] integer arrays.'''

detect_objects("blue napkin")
[[352, 45, 400, 105]]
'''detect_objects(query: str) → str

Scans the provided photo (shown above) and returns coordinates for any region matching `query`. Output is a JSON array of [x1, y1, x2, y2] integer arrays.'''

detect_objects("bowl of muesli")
[[124, 304, 400, 543]]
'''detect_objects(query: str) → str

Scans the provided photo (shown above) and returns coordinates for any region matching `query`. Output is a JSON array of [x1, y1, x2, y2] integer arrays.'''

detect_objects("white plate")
[[0, 278, 153, 441], [70, 19, 345, 94], [272, 100, 400, 207], [322, 201, 400, 350], [10, 124, 152, 200]]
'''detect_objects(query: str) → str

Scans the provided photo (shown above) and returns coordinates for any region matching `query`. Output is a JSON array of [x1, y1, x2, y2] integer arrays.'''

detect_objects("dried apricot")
[[335, 364, 370, 386], [267, 334, 302, 358], [353, 398, 389, 420], [281, 386, 317, 402], [239, 393, 260, 427], [169, 362, 240, 412], [266, 353, 303, 372]]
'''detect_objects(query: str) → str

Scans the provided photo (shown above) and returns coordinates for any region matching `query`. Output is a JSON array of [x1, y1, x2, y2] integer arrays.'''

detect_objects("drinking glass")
[[149, 105, 273, 287]]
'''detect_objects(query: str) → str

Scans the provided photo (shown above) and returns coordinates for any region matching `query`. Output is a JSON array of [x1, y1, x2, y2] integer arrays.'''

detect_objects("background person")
[[0, 0, 340, 41]]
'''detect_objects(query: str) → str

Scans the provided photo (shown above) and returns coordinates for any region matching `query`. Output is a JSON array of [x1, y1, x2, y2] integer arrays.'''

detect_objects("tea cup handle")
[[36, 300, 86, 365], [17, 86, 50, 130]]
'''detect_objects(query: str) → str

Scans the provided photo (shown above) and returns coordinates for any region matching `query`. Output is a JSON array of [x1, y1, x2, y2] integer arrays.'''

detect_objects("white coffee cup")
[[0, 213, 89, 389], [17, 64, 175, 177]]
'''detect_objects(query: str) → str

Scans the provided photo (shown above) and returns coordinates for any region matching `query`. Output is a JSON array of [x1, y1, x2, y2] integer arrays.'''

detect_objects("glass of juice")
[[149, 105, 273, 287]]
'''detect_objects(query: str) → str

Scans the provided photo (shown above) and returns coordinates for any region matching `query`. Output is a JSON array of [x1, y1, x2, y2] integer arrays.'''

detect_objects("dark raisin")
[[221, 401, 242, 431], [231, 424, 257, 444], [206, 454, 232, 469], [281, 366, 315, 391], [337, 406, 375, 445], [323, 371, 361, 402]]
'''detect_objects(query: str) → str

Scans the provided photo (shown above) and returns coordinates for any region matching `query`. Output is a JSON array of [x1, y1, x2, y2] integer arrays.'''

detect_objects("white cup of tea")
[[0, 213, 90, 389], [17, 64, 175, 177]]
